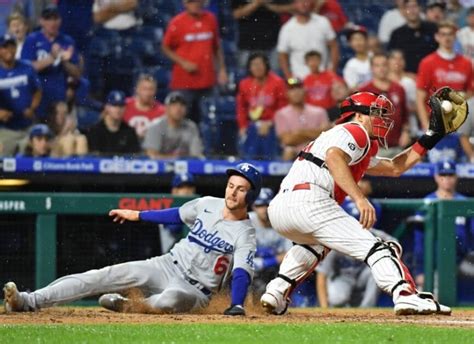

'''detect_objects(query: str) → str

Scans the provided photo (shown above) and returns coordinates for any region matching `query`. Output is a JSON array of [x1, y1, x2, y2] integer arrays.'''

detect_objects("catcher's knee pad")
[[272, 244, 328, 297], [364, 240, 415, 295]]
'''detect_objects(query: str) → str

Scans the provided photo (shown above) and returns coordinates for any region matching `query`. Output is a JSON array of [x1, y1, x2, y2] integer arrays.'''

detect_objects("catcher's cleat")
[[98, 293, 128, 312], [260, 292, 289, 315], [3, 282, 25, 313], [394, 292, 451, 316]]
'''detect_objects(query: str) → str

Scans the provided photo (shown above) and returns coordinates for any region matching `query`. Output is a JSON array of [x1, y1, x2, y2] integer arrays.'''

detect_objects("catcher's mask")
[[337, 92, 395, 148]]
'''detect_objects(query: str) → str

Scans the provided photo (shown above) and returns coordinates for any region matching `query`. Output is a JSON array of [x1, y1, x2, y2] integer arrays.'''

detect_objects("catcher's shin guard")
[[261, 244, 328, 315], [364, 240, 416, 296]]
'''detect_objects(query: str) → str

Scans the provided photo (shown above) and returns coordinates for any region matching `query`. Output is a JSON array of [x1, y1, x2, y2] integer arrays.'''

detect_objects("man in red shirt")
[[236, 52, 287, 159], [123, 74, 165, 140], [359, 53, 409, 156], [303, 50, 345, 110], [314, 0, 348, 33], [416, 20, 474, 131], [162, 0, 227, 124]]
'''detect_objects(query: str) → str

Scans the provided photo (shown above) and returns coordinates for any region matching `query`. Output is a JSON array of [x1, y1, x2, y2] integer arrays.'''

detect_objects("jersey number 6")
[[214, 256, 230, 275]]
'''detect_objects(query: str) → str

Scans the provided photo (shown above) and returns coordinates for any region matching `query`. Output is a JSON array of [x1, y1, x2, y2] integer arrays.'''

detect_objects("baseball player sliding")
[[4, 163, 261, 316], [261, 88, 468, 316]]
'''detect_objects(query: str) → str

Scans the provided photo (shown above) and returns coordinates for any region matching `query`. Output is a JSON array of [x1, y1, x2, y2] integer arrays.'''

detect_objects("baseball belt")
[[172, 259, 212, 297]]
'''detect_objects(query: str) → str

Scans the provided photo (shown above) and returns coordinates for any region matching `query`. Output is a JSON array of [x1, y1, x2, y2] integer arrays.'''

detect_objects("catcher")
[[260, 87, 468, 316]]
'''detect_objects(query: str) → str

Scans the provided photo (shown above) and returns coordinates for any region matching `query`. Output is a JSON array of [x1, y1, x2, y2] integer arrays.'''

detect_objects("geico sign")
[[119, 198, 174, 210], [99, 159, 159, 174]]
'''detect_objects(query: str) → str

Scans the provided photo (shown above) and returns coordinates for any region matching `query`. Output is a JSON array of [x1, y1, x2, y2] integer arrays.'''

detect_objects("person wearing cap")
[[162, 0, 228, 124], [21, 5, 81, 120], [342, 25, 372, 92], [236, 52, 287, 160], [159, 173, 198, 254], [359, 52, 409, 157], [303, 50, 345, 111], [143, 91, 204, 159], [0, 34, 42, 157], [4, 163, 261, 317], [18, 124, 52, 158], [249, 187, 292, 301], [425, 0, 447, 23], [412, 160, 474, 289], [86, 90, 140, 156], [274, 77, 330, 160]]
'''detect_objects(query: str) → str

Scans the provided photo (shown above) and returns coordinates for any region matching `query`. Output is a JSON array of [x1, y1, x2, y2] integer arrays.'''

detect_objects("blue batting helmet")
[[226, 163, 262, 205], [254, 188, 275, 206]]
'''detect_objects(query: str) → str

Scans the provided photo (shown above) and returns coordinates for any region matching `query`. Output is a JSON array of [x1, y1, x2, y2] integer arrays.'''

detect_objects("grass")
[[0, 323, 473, 344]]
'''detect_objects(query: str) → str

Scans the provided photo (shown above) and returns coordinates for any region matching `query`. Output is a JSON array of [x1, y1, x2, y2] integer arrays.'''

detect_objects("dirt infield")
[[2, 295, 473, 328]]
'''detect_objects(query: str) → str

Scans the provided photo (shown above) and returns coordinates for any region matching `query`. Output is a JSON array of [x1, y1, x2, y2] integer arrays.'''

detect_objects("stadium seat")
[[200, 96, 238, 157]]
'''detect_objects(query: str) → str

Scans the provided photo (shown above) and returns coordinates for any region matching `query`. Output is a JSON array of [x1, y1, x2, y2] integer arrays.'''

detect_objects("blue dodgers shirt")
[[21, 30, 79, 115], [0, 60, 41, 130]]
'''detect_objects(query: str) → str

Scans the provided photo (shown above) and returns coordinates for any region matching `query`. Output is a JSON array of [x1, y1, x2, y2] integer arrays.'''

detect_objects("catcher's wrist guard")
[[417, 130, 444, 150]]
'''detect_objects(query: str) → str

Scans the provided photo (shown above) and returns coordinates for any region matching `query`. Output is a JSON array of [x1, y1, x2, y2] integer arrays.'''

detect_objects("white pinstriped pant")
[[268, 184, 378, 261]]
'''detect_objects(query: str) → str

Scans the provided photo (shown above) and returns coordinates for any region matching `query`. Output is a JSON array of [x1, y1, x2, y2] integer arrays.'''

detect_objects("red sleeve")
[[343, 123, 369, 148], [236, 80, 249, 129], [416, 58, 431, 91], [163, 17, 179, 48]]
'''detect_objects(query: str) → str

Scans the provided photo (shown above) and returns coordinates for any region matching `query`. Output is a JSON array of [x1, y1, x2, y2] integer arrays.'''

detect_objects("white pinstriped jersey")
[[279, 122, 380, 204]]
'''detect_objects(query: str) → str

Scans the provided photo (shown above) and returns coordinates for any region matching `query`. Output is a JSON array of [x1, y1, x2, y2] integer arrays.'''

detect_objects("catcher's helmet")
[[336, 92, 395, 148], [226, 163, 262, 205]]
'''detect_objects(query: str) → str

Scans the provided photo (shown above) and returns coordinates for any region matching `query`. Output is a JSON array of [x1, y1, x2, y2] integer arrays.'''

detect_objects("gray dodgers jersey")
[[171, 197, 256, 292]]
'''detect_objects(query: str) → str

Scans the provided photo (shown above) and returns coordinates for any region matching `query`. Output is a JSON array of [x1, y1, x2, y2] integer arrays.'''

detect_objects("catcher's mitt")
[[429, 86, 469, 135]]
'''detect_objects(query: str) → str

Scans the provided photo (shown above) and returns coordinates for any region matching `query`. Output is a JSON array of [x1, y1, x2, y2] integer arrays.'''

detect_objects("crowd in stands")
[[0, 0, 474, 162]]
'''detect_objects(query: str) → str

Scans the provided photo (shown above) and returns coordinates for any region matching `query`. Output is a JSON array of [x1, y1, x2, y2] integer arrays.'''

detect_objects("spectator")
[[123, 74, 166, 140], [7, 12, 28, 59], [342, 25, 371, 92], [457, 7, 474, 64], [162, 0, 228, 124], [0, 34, 42, 157], [20, 124, 52, 157], [231, 0, 293, 70], [387, 49, 417, 134], [0, 1, 33, 36], [378, 0, 407, 45], [92, 0, 138, 31], [274, 77, 329, 160], [86, 90, 140, 156], [388, 0, 438, 75], [143, 91, 204, 159], [277, 0, 338, 79], [159, 172, 197, 254], [416, 20, 473, 131], [49, 101, 88, 157], [303, 50, 345, 111], [236, 52, 287, 160], [413, 160, 474, 289], [425, 0, 447, 23], [359, 53, 409, 156], [326, 78, 350, 122], [313, 0, 348, 33], [21, 5, 81, 121], [249, 188, 292, 302], [458, 97, 474, 163]]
